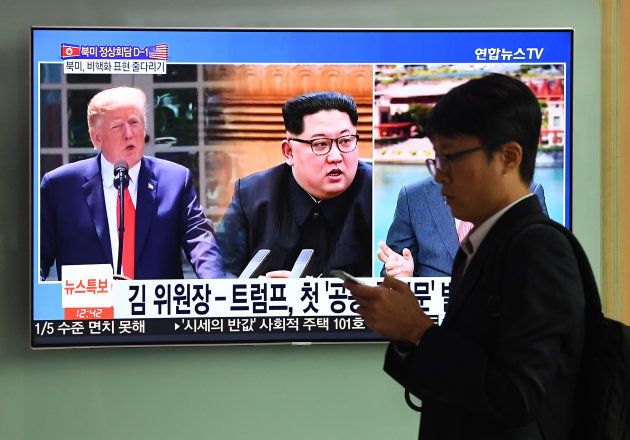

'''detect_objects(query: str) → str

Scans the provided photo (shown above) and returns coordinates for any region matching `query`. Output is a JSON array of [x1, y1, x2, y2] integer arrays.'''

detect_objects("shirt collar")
[[461, 193, 534, 258], [100, 155, 141, 189], [288, 174, 318, 226]]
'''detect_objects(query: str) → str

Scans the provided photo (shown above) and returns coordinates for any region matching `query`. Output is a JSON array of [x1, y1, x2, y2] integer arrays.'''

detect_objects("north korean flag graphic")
[[61, 44, 81, 59]]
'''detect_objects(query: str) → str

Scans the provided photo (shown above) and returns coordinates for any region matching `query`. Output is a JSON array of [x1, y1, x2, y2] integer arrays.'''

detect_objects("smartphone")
[[330, 269, 365, 285], [289, 249, 314, 278]]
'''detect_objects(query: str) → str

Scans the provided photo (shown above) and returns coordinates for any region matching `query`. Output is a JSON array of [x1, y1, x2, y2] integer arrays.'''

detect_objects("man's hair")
[[282, 91, 358, 135], [427, 73, 542, 184], [87, 86, 147, 130]]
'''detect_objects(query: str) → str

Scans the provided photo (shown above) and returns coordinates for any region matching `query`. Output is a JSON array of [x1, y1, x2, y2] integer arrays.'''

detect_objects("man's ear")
[[89, 128, 102, 149], [500, 141, 522, 175], [281, 139, 294, 166]]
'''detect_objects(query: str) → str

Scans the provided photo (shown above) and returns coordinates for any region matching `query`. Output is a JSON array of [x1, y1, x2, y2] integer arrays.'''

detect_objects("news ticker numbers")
[[32, 316, 382, 338], [34, 314, 452, 340]]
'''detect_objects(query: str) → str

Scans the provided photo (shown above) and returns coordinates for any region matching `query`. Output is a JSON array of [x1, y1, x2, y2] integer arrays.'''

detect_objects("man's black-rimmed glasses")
[[426, 145, 489, 177], [287, 134, 359, 156]]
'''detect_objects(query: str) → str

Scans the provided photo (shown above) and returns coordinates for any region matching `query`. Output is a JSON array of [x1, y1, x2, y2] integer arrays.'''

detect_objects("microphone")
[[238, 249, 271, 279], [113, 160, 129, 190], [289, 249, 314, 278], [113, 160, 129, 276]]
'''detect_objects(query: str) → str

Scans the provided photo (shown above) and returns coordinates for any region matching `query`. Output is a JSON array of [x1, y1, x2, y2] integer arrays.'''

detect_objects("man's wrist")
[[407, 319, 435, 346]]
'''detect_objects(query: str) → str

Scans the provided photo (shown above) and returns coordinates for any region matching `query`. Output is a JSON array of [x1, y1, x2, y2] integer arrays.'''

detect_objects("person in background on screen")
[[345, 74, 584, 440], [217, 91, 372, 278], [40, 86, 225, 280], [378, 176, 548, 277]]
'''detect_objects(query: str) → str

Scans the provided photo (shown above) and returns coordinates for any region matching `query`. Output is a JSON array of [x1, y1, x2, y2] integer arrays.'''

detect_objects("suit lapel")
[[82, 155, 112, 265], [425, 181, 459, 260], [442, 196, 543, 326], [442, 241, 490, 326], [135, 157, 157, 261]]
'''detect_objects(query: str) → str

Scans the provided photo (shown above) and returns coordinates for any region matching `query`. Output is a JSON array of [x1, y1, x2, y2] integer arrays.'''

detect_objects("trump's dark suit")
[[40, 154, 225, 280], [217, 161, 372, 277], [383, 177, 548, 276], [384, 196, 584, 439]]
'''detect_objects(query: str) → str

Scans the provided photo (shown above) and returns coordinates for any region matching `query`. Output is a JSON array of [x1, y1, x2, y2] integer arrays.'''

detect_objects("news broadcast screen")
[[31, 28, 573, 348]]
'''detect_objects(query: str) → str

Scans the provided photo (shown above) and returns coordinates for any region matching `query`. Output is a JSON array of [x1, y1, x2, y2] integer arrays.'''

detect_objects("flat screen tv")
[[31, 28, 573, 347]]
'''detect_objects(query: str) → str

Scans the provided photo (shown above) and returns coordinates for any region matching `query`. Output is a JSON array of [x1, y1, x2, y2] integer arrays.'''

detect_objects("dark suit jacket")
[[384, 196, 584, 440], [383, 178, 548, 276], [40, 154, 225, 280], [217, 161, 372, 277]]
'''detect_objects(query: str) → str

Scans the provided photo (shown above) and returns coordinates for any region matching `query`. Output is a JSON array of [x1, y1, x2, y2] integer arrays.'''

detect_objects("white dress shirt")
[[461, 193, 534, 272], [100, 155, 140, 273]]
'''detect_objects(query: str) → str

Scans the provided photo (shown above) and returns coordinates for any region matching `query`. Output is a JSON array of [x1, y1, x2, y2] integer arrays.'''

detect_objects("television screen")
[[31, 28, 573, 347]]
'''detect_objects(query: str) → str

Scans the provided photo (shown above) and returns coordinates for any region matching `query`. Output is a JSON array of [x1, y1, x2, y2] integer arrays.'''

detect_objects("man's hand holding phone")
[[341, 274, 434, 345], [330, 269, 365, 285]]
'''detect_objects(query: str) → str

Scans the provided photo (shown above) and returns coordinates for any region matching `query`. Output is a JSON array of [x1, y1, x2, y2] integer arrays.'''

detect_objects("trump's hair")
[[87, 86, 147, 130]]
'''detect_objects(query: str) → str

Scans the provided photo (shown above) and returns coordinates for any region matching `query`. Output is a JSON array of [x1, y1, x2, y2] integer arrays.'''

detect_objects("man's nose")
[[123, 123, 133, 139], [326, 144, 343, 162]]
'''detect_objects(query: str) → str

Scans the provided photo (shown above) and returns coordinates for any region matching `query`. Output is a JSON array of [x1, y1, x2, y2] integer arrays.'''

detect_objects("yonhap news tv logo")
[[60, 43, 169, 61]]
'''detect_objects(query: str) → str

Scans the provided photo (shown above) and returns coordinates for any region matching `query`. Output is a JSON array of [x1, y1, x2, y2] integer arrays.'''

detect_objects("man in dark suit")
[[346, 74, 584, 439], [217, 91, 372, 278], [378, 177, 547, 277], [40, 87, 225, 280]]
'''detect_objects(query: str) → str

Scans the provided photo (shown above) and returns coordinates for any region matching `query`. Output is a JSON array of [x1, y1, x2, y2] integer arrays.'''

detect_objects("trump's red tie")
[[116, 188, 135, 279]]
